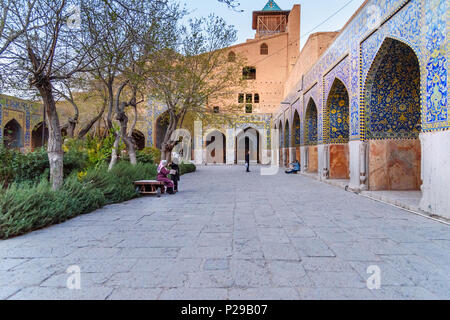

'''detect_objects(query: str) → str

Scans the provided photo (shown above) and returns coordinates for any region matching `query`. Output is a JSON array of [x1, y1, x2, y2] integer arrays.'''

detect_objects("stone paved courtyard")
[[1, 166, 449, 300]]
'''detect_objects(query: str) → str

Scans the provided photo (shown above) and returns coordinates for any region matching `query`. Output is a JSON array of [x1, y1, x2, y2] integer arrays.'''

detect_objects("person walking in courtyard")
[[157, 160, 175, 194], [245, 150, 250, 173]]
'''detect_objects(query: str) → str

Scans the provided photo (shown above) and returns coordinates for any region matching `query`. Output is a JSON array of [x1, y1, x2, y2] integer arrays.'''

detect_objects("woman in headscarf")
[[157, 160, 175, 194]]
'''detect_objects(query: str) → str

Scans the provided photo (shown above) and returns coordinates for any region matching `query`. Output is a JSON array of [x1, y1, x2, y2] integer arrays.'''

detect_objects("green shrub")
[[179, 162, 196, 175], [144, 147, 161, 164], [11, 148, 49, 184], [11, 147, 88, 184], [0, 146, 15, 188], [0, 158, 194, 239]]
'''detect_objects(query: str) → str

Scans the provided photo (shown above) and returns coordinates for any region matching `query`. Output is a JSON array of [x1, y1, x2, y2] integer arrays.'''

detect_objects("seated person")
[[157, 160, 175, 194], [285, 160, 300, 174]]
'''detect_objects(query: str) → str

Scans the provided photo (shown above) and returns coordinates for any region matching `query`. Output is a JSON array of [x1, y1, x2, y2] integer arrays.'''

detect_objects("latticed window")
[[228, 51, 236, 62], [246, 94, 253, 103], [245, 104, 253, 114], [254, 94, 260, 103], [243, 67, 256, 80], [260, 43, 268, 55], [238, 93, 244, 103]]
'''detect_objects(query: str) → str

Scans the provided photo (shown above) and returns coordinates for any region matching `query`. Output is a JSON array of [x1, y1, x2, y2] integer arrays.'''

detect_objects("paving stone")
[[0, 259, 29, 271], [284, 226, 317, 238], [230, 260, 271, 288], [268, 261, 313, 287], [203, 259, 230, 271], [371, 286, 440, 300], [257, 228, 290, 244], [160, 288, 228, 300], [108, 288, 162, 300], [0, 287, 22, 300], [187, 271, 234, 288], [229, 287, 299, 300], [8, 287, 114, 300], [298, 287, 376, 300], [301, 257, 354, 272], [106, 272, 187, 289], [1, 166, 449, 300], [307, 271, 367, 289], [291, 238, 336, 257], [40, 272, 114, 288], [179, 247, 232, 259], [261, 243, 300, 261], [349, 261, 416, 286], [117, 248, 179, 259]]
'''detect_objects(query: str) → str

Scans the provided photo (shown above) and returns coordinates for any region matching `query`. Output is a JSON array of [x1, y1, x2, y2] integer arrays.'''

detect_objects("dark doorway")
[[3, 119, 23, 149]]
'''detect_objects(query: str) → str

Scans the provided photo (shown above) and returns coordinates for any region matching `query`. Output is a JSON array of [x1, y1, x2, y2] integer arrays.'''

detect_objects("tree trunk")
[[108, 81, 137, 168], [106, 83, 114, 131], [116, 102, 137, 165], [67, 118, 77, 138], [37, 81, 64, 190], [161, 112, 179, 161], [108, 132, 120, 171], [78, 100, 106, 139]]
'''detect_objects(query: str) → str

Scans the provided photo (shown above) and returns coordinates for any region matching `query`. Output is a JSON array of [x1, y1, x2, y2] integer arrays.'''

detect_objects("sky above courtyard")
[[182, 0, 366, 49]]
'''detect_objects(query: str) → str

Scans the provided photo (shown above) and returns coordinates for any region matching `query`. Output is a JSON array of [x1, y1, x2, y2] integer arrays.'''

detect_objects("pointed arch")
[[3, 119, 23, 149], [363, 37, 421, 140], [304, 98, 318, 146], [31, 122, 48, 149], [284, 119, 290, 148], [324, 78, 349, 144], [228, 51, 236, 62], [363, 37, 421, 191], [292, 110, 300, 147], [155, 112, 169, 150], [132, 130, 146, 150], [205, 129, 226, 164], [260, 43, 268, 55]]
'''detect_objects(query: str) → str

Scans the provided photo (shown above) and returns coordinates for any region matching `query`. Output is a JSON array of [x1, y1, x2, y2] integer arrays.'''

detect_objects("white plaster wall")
[[349, 140, 363, 191], [194, 122, 203, 165], [289, 147, 296, 163], [420, 131, 450, 219], [301, 146, 307, 171], [317, 144, 325, 181], [226, 129, 236, 165]]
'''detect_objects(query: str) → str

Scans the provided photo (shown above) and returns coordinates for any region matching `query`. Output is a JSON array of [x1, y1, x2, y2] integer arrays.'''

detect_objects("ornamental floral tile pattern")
[[304, 99, 318, 146], [293, 110, 301, 147], [324, 79, 350, 144], [0, 94, 39, 150], [423, 0, 448, 130], [364, 39, 421, 140], [278, 0, 448, 146]]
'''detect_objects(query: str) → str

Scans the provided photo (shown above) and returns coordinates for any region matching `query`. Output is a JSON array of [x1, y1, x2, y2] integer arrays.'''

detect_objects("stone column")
[[194, 120, 203, 165], [348, 140, 363, 191], [301, 146, 307, 172], [226, 128, 236, 165], [317, 144, 326, 181], [289, 147, 296, 163]]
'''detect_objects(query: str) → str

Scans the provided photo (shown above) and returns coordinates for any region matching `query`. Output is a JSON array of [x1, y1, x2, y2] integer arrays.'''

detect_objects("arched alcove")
[[31, 122, 49, 150], [364, 37, 421, 190], [205, 130, 226, 164], [132, 130, 146, 151], [3, 119, 23, 149], [304, 99, 318, 173], [325, 78, 350, 179]]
